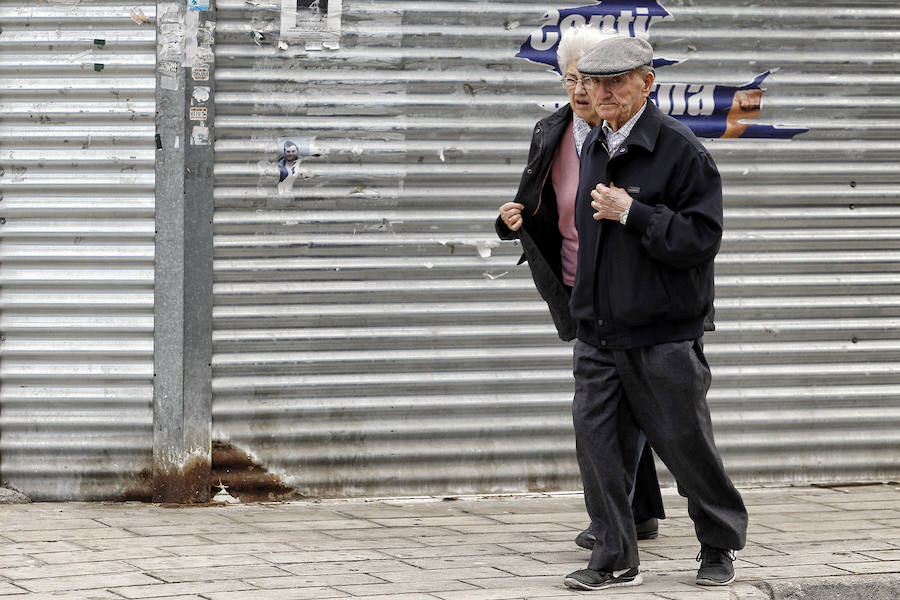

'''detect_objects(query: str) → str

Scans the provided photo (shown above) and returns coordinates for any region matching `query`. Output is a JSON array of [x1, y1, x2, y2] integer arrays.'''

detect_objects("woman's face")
[[565, 59, 601, 127]]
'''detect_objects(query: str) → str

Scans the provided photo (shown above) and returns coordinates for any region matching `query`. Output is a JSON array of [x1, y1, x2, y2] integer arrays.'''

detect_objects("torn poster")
[[280, 0, 342, 48]]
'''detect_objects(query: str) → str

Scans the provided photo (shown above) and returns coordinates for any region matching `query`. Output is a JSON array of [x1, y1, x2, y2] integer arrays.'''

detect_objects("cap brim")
[[578, 67, 634, 78]]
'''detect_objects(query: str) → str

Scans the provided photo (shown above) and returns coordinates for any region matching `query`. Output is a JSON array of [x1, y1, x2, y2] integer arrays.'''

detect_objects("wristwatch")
[[619, 208, 629, 226]]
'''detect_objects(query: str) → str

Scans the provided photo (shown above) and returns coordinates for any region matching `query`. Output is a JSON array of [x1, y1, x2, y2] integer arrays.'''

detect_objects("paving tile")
[[379, 544, 519, 560], [0, 560, 136, 580], [497, 541, 582, 554], [195, 531, 334, 545], [0, 519, 107, 533], [121, 524, 258, 537], [743, 503, 843, 515], [0, 541, 85, 556], [338, 595, 440, 600], [276, 558, 420, 576], [254, 549, 393, 564], [254, 519, 382, 532], [2, 529, 137, 543], [443, 524, 570, 535], [748, 529, 873, 545], [334, 580, 478, 596], [411, 533, 547, 547], [776, 509, 900, 522], [111, 580, 259, 599], [241, 572, 385, 588], [286, 537, 429, 552], [75, 535, 211, 551], [758, 519, 887, 532], [158, 542, 295, 556], [33, 546, 177, 565], [125, 553, 271, 570], [203, 587, 349, 600], [142, 564, 290, 583], [326, 527, 460, 540], [822, 500, 900, 511], [0, 555, 40, 569], [859, 548, 900, 560], [776, 539, 898, 554], [836, 560, 900, 574], [376, 567, 511, 583], [739, 551, 877, 567], [473, 512, 587, 525], [369, 516, 502, 528], [435, 589, 584, 600], [0, 591, 121, 600], [0, 583, 25, 596], [18, 572, 160, 594], [733, 564, 852, 579]]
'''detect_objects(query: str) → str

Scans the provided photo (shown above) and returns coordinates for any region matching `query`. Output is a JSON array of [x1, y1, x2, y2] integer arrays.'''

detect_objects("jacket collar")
[[620, 100, 663, 153], [585, 100, 664, 156], [542, 103, 573, 132]]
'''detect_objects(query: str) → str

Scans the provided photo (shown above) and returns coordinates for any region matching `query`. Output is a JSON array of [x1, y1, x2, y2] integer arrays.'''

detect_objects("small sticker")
[[191, 125, 210, 145], [189, 106, 208, 121], [192, 86, 210, 103], [191, 64, 209, 81], [189, 0, 210, 10]]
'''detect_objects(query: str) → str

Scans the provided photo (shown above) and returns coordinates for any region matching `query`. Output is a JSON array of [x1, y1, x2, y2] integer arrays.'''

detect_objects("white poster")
[[280, 0, 342, 47]]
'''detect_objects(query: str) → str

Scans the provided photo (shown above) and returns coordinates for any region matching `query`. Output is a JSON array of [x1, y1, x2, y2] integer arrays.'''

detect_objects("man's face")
[[585, 69, 654, 132], [285, 145, 299, 161]]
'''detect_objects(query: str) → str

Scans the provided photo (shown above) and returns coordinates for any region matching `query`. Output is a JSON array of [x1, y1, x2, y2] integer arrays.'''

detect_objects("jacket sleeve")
[[625, 149, 723, 269]]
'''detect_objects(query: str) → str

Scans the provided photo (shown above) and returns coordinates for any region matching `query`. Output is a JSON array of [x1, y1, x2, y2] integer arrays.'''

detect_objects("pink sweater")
[[550, 119, 580, 287]]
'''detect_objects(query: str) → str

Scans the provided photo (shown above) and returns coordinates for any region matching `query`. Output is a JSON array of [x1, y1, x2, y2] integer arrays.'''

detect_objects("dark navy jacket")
[[571, 101, 722, 349]]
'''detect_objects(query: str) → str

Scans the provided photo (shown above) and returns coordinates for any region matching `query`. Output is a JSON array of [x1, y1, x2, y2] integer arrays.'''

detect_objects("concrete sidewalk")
[[0, 484, 897, 600]]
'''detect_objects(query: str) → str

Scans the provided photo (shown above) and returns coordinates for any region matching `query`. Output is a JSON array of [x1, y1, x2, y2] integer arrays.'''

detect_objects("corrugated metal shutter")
[[211, 0, 900, 498], [0, 3, 156, 500]]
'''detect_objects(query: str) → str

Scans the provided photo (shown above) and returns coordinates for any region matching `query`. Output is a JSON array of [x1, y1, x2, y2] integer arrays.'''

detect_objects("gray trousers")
[[573, 339, 747, 572]]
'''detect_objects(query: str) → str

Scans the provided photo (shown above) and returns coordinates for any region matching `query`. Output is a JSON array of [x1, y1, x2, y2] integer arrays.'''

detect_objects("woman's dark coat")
[[496, 105, 577, 341]]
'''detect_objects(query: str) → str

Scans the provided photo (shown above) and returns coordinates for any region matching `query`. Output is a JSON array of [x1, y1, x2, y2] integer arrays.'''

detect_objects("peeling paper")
[[483, 272, 509, 280], [474, 240, 500, 258], [441, 240, 500, 259], [130, 8, 151, 25]]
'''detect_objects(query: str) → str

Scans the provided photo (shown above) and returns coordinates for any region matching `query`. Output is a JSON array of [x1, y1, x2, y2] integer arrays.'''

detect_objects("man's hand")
[[591, 182, 633, 222], [499, 202, 525, 231]]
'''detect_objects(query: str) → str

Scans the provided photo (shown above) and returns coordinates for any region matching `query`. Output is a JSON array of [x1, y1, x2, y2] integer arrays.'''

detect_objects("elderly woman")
[[496, 26, 664, 548]]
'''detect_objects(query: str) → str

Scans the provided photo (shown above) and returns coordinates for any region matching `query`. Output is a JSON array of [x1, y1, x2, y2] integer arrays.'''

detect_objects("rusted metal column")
[[153, 0, 215, 503]]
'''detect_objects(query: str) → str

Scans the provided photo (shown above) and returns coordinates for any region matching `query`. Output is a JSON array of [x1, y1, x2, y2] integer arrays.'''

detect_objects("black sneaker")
[[564, 567, 642, 591], [696, 544, 736, 586], [574, 518, 659, 550]]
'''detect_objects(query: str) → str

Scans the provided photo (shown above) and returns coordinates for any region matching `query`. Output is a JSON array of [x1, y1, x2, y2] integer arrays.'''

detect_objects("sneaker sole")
[[564, 573, 643, 591], [696, 573, 736, 586]]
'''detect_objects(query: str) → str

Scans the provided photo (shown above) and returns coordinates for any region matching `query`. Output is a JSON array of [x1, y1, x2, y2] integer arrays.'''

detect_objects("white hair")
[[556, 25, 608, 74]]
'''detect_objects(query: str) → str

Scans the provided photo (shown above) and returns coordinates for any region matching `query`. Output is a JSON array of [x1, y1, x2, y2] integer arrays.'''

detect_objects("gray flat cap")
[[577, 35, 653, 77]]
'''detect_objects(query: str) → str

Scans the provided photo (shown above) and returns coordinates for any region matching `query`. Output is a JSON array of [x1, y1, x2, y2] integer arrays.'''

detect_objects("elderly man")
[[562, 35, 748, 591]]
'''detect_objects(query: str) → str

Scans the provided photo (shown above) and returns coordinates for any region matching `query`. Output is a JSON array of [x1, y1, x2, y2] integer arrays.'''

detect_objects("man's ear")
[[641, 71, 655, 95]]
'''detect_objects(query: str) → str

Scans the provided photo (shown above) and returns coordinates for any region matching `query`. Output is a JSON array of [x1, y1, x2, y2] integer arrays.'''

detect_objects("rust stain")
[[212, 441, 302, 503], [153, 454, 212, 505], [117, 441, 301, 504]]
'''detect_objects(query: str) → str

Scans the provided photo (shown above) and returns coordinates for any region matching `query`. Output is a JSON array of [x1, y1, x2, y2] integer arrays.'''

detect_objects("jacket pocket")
[[607, 260, 671, 327]]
